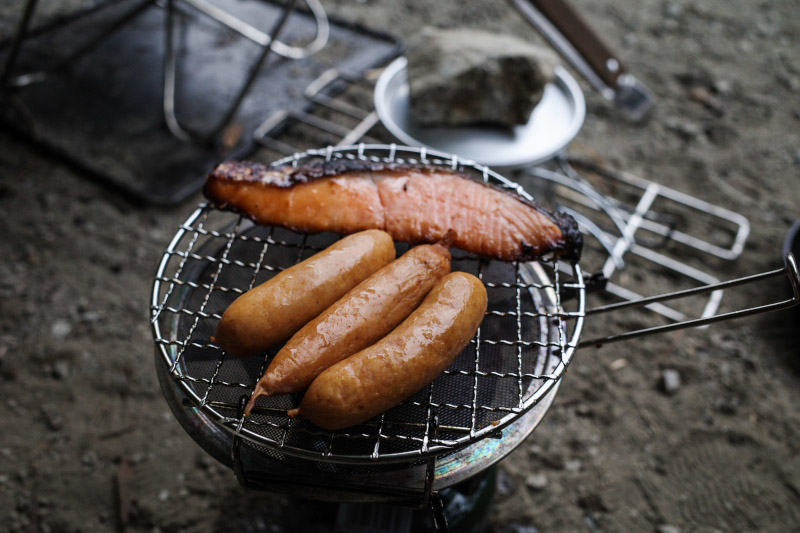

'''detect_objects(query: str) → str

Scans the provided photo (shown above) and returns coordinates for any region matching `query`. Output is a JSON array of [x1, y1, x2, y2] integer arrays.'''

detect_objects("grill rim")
[[150, 144, 586, 464]]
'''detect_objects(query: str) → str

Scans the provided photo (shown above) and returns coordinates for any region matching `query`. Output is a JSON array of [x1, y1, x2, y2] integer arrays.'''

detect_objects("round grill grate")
[[151, 145, 585, 463]]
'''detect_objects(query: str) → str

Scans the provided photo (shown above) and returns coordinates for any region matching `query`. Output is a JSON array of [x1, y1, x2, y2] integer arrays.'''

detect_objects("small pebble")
[[665, 117, 703, 140], [81, 451, 97, 467], [713, 79, 732, 95], [657, 525, 681, 533], [79, 310, 102, 323], [525, 473, 549, 491], [51, 319, 72, 340], [495, 468, 518, 497], [755, 20, 779, 37], [158, 489, 170, 502], [52, 361, 70, 380], [689, 87, 725, 115], [578, 493, 609, 512], [609, 358, 628, 371], [565, 459, 583, 472], [195, 453, 213, 470], [38, 192, 58, 209], [130, 452, 146, 465], [661, 369, 681, 395], [40, 407, 63, 432], [663, 2, 682, 18], [782, 76, 800, 92]]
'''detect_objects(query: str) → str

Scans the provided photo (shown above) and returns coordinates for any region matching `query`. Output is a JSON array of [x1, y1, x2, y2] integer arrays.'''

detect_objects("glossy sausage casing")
[[244, 240, 452, 414], [213, 230, 395, 357], [293, 271, 488, 430]]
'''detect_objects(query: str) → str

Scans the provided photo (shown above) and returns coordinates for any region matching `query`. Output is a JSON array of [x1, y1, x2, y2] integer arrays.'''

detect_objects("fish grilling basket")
[[150, 144, 799, 466]]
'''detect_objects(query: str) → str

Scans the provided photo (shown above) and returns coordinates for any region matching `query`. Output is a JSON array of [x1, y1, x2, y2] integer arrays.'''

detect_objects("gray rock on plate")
[[407, 27, 558, 128]]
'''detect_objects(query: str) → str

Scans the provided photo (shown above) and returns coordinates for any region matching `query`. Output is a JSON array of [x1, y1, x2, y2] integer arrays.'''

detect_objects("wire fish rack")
[[150, 144, 586, 464]]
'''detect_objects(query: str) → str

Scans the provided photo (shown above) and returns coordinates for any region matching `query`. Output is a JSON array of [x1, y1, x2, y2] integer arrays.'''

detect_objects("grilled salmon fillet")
[[204, 159, 582, 262]]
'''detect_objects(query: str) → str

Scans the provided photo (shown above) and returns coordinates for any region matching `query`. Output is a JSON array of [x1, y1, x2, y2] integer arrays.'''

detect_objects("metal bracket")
[[3, 0, 330, 147], [163, 0, 301, 144], [420, 412, 449, 532], [430, 492, 449, 533], [420, 411, 440, 508], [524, 156, 752, 323], [231, 394, 256, 489], [580, 253, 800, 346]]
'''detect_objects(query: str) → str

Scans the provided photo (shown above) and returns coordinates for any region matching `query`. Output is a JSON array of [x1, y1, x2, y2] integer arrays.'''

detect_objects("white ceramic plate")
[[374, 56, 586, 169]]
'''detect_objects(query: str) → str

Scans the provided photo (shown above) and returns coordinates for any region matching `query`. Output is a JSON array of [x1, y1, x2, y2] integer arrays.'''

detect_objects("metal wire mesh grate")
[[151, 145, 585, 463]]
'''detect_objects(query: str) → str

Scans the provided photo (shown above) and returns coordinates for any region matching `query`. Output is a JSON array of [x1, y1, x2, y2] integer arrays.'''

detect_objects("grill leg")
[[430, 493, 449, 532], [0, 0, 39, 87], [231, 394, 257, 489]]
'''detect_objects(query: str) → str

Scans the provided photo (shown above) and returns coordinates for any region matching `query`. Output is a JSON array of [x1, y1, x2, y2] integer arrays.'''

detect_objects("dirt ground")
[[1, 0, 799, 532]]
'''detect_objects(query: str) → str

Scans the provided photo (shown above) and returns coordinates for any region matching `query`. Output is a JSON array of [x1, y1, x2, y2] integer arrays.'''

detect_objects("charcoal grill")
[[151, 145, 799, 530]]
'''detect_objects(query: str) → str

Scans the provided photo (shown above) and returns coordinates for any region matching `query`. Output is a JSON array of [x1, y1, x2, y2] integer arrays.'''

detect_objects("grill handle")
[[510, 0, 655, 121], [579, 253, 799, 347], [525, 0, 623, 89]]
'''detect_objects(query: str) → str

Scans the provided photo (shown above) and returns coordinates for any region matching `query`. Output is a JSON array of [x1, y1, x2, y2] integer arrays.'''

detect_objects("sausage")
[[288, 271, 488, 430], [213, 230, 395, 357], [244, 236, 453, 415]]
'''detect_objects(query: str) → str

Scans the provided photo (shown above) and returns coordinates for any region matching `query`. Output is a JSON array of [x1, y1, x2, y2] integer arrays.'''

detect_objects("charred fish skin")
[[537, 209, 583, 263], [204, 158, 394, 189], [204, 159, 583, 263]]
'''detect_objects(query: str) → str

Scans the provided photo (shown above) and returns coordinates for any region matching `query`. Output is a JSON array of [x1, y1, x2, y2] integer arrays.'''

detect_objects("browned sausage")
[[213, 230, 395, 357], [244, 237, 453, 415], [289, 272, 488, 430]]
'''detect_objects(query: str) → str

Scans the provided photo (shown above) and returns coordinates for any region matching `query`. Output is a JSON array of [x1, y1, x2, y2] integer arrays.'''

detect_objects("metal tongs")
[[510, 0, 655, 122]]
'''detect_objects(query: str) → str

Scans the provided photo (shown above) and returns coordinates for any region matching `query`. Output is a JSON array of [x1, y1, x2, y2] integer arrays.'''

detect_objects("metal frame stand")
[[1, 0, 329, 146], [0, 0, 398, 204]]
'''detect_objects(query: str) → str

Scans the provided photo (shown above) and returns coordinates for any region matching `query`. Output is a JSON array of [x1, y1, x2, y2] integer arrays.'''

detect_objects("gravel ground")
[[1, 1, 799, 532]]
